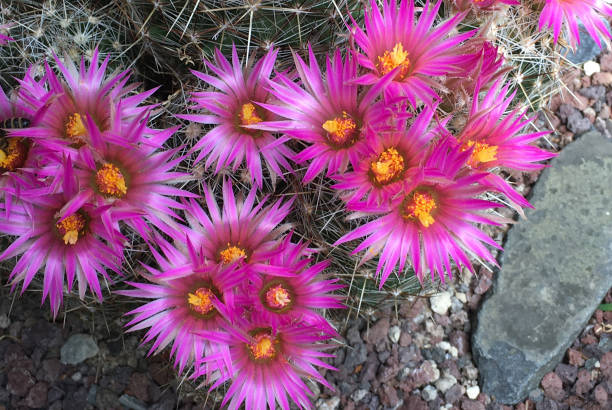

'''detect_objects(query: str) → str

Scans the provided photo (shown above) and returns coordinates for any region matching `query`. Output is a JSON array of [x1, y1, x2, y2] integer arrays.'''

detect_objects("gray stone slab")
[[472, 131, 612, 404]]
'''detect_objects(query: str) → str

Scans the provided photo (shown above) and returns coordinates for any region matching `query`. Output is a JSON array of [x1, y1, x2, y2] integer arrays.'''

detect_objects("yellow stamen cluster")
[[248, 332, 277, 360], [239, 103, 263, 126], [56, 213, 87, 245], [64, 113, 87, 145], [265, 284, 292, 309], [95, 163, 128, 198], [464, 140, 498, 167], [322, 112, 358, 147], [377, 43, 411, 79], [0, 138, 28, 172], [403, 191, 437, 227], [370, 147, 405, 185], [219, 245, 247, 265], [187, 287, 215, 316]]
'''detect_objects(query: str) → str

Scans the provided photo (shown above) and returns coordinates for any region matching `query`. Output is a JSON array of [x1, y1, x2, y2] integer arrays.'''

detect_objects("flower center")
[[56, 212, 87, 245], [248, 331, 277, 361], [265, 284, 292, 309], [0, 138, 29, 172], [464, 140, 498, 167], [369, 147, 405, 185], [239, 103, 263, 126], [95, 163, 127, 198], [402, 190, 437, 227], [64, 113, 87, 146], [187, 287, 215, 316], [322, 112, 359, 148], [377, 43, 411, 80], [219, 244, 247, 264]]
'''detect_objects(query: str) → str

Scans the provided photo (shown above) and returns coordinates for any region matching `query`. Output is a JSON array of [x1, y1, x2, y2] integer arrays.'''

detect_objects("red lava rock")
[[581, 333, 597, 344], [381, 384, 400, 407], [25, 382, 48, 409], [594, 383, 608, 406], [549, 114, 562, 129], [149, 362, 174, 386], [575, 369, 595, 396], [126, 372, 150, 402], [7, 367, 35, 396], [367, 317, 390, 346], [474, 269, 493, 295], [593, 72, 612, 86], [450, 331, 469, 355], [541, 372, 564, 401], [444, 383, 463, 404], [41, 359, 63, 384], [555, 363, 578, 384], [567, 394, 585, 406], [401, 394, 428, 410], [600, 53, 612, 71], [399, 332, 412, 347], [600, 352, 612, 378], [568, 348, 586, 366], [460, 398, 485, 410]]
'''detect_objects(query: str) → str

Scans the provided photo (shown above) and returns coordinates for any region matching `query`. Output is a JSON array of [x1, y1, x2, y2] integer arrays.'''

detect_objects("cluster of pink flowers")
[[119, 180, 343, 409], [0, 51, 194, 316], [0, 0, 609, 408], [184, 0, 557, 290]]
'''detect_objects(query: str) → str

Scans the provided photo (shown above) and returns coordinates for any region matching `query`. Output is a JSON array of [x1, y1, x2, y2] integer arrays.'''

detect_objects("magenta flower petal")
[[263, 48, 391, 182], [538, 0, 612, 48], [336, 139, 502, 285], [119, 235, 240, 375], [180, 179, 294, 278], [181, 45, 293, 187], [351, 0, 475, 105]]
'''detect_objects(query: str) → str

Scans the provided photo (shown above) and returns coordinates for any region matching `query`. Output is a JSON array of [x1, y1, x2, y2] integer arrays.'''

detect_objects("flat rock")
[[472, 131, 612, 404], [60, 334, 99, 365]]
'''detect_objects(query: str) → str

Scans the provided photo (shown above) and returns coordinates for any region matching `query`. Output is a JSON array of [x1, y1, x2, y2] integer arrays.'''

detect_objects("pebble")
[[0, 313, 10, 329], [584, 61, 601, 76], [456, 292, 467, 303], [422, 385, 438, 401], [388, 326, 401, 344], [351, 389, 368, 402], [118, 394, 147, 410], [430, 292, 452, 315], [60, 334, 99, 365], [593, 71, 612, 85], [316, 396, 340, 410], [435, 375, 457, 393], [466, 385, 480, 400]]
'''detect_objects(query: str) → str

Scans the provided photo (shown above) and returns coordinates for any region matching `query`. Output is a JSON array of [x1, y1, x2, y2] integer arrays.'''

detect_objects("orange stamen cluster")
[[188, 287, 215, 316], [219, 245, 247, 264], [95, 163, 128, 198], [56, 213, 87, 245], [64, 113, 87, 145], [322, 112, 358, 147], [248, 332, 277, 360], [377, 43, 411, 80], [403, 191, 437, 227], [265, 284, 292, 309], [239, 103, 263, 126], [464, 140, 498, 167], [370, 147, 405, 185], [0, 138, 28, 172]]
